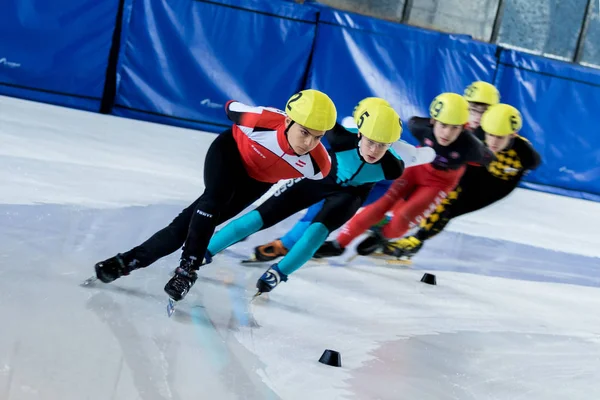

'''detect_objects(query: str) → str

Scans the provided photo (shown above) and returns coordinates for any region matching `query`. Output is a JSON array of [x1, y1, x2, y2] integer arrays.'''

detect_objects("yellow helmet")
[[429, 92, 469, 126], [463, 81, 500, 105], [352, 97, 391, 120], [480, 103, 522, 136], [355, 104, 402, 143], [285, 89, 337, 131]]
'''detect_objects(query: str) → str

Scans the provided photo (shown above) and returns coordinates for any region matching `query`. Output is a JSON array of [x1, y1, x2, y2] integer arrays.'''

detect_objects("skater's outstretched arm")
[[225, 100, 266, 126], [463, 130, 496, 166], [406, 117, 431, 144], [325, 122, 362, 151], [518, 135, 542, 171], [207, 178, 329, 257]]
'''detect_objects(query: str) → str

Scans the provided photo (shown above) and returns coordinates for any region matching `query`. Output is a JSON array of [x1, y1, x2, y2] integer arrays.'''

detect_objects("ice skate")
[[383, 236, 422, 261], [164, 258, 199, 316], [254, 264, 288, 299], [165, 264, 198, 302], [363, 236, 423, 265], [243, 240, 288, 263], [356, 228, 387, 256], [165, 266, 198, 316], [85, 254, 141, 285], [313, 240, 345, 258]]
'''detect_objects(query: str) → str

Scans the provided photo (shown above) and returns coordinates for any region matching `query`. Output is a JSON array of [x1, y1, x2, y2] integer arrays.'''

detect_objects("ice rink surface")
[[1, 96, 599, 399]]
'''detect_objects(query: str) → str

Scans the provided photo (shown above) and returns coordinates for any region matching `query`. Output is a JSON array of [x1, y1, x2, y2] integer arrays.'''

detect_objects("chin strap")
[[284, 120, 303, 156]]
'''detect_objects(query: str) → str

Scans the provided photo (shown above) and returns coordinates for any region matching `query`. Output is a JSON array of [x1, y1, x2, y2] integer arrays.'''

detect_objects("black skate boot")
[[314, 240, 345, 258], [94, 254, 141, 283], [164, 260, 198, 302], [356, 229, 387, 256]]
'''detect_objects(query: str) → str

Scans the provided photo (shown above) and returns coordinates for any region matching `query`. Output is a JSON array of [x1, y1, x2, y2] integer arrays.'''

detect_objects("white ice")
[[0, 95, 599, 400]]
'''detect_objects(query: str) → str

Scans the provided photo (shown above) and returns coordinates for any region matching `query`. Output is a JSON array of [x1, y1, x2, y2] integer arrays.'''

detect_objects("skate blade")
[[81, 276, 98, 287], [241, 258, 267, 264], [386, 259, 412, 266], [241, 254, 265, 264], [241, 254, 279, 264], [345, 254, 359, 263], [167, 298, 178, 317], [251, 290, 271, 303], [371, 252, 413, 266], [251, 291, 262, 301]]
